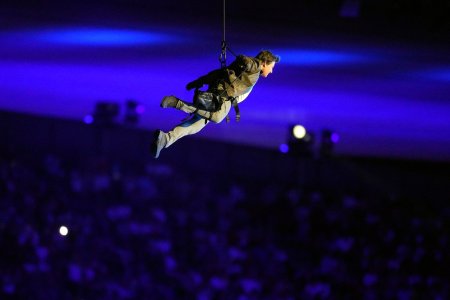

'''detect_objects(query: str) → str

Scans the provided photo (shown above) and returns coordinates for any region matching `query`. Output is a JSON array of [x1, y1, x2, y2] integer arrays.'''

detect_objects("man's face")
[[260, 61, 276, 78]]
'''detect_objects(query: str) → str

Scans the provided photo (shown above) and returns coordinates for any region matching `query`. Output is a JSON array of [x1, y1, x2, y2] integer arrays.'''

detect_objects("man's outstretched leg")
[[160, 95, 231, 123], [150, 130, 167, 159], [160, 96, 198, 114], [151, 115, 207, 159]]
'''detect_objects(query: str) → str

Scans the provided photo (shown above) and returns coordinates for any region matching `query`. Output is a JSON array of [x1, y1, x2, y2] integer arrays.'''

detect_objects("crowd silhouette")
[[1, 150, 448, 300]]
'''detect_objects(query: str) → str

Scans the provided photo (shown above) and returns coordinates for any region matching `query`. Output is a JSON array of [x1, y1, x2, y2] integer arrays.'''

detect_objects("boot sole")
[[151, 130, 161, 158]]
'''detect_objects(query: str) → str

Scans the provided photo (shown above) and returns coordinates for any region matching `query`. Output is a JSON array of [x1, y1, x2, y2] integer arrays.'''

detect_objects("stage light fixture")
[[124, 100, 144, 125], [320, 129, 339, 157], [93, 101, 120, 126]]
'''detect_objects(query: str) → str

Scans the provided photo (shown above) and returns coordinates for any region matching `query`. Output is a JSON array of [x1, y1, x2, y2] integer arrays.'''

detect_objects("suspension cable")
[[219, 0, 238, 68], [219, 0, 227, 68], [222, 0, 226, 44]]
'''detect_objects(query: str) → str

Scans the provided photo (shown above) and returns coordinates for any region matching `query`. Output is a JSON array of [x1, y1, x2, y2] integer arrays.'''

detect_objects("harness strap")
[[190, 96, 240, 124], [226, 97, 240, 123]]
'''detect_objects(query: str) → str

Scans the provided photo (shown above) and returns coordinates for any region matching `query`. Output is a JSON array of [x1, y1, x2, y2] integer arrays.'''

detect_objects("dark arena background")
[[1, 0, 449, 299]]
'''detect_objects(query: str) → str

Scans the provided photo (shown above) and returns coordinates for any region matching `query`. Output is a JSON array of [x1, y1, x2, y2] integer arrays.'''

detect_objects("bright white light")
[[292, 125, 306, 139], [59, 225, 69, 236]]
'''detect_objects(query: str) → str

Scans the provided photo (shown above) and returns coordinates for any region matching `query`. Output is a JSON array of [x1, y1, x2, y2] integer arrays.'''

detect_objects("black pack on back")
[[194, 89, 223, 112]]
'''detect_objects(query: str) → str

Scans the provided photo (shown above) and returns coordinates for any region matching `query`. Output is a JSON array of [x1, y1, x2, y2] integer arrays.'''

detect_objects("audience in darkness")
[[0, 152, 448, 300]]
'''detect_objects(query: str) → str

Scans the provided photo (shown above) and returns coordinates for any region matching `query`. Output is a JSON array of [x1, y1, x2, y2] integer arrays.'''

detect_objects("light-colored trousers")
[[164, 100, 232, 148]]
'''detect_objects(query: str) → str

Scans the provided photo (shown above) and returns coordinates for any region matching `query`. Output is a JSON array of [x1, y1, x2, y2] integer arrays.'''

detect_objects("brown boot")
[[160, 96, 180, 108]]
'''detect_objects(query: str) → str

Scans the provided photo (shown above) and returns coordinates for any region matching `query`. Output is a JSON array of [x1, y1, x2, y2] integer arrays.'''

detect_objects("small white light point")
[[59, 225, 69, 236]]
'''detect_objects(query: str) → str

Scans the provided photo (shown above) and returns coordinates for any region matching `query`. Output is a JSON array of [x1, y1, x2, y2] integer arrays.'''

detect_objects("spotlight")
[[292, 125, 306, 139], [59, 225, 69, 236], [288, 124, 315, 157]]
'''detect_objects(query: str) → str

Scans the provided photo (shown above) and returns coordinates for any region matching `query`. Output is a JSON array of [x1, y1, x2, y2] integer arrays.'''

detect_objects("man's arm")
[[186, 68, 226, 90], [230, 55, 260, 74]]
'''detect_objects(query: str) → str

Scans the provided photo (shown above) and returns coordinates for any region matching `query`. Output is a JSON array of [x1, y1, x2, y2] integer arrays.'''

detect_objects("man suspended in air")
[[151, 50, 280, 158]]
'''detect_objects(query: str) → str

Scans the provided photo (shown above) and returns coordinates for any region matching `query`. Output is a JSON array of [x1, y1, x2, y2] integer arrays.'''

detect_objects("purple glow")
[[331, 133, 340, 143], [83, 115, 94, 124], [276, 49, 375, 66], [136, 104, 146, 114], [419, 68, 450, 82], [279, 144, 289, 154], [33, 28, 179, 46], [363, 273, 378, 286]]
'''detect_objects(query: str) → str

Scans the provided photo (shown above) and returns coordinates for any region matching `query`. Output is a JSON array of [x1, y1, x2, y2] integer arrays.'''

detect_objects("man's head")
[[256, 50, 280, 78]]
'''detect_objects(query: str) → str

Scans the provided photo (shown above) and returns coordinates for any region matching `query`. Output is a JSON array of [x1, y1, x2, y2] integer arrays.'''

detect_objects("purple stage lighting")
[[35, 28, 179, 46], [279, 143, 289, 154], [276, 49, 373, 66], [331, 132, 340, 144], [136, 104, 145, 114], [83, 115, 94, 124]]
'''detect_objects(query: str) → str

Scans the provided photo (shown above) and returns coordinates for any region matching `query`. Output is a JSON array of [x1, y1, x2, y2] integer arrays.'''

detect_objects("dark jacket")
[[187, 55, 261, 98]]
